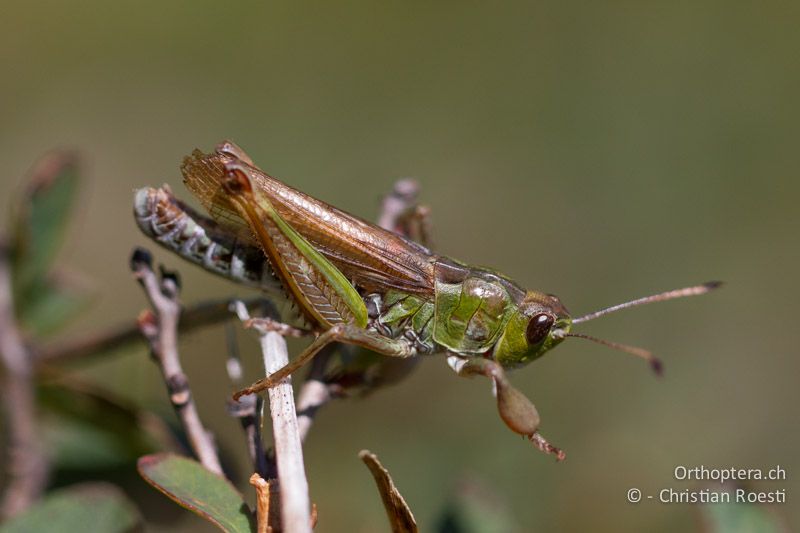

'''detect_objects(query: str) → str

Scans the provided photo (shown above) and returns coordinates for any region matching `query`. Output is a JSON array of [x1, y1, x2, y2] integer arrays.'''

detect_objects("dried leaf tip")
[[650, 357, 664, 377], [360, 450, 418, 533]]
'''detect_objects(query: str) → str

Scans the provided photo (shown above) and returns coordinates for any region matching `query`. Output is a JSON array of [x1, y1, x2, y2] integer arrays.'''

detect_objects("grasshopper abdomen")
[[134, 186, 280, 293]]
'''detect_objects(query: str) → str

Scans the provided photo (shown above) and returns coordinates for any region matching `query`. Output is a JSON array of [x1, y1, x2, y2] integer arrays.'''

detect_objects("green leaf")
[[701, 497, 787, 533], [138, 453, 255, 533], [16, 275, 92, 336], [8, 151, 87, 335], [0, 482, 141, 533], [10, 150, 81, 292], [436, 476, 520, 533], [38, 380, 178, 471]]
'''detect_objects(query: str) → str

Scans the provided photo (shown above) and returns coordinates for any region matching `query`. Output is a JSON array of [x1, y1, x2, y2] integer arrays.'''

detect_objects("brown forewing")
[[181, 149, 437, 297]]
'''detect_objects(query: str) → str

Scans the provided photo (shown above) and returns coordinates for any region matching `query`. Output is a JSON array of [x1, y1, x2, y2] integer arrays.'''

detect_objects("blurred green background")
[[1, 1, 798, 531]]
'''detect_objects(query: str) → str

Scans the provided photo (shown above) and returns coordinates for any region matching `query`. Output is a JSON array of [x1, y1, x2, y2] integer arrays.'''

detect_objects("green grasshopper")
[[136, 140, 719, 460]]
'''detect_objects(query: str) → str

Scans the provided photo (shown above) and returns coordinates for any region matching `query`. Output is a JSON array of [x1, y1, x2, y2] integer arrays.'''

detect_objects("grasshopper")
[[136, 140, 719, 460]]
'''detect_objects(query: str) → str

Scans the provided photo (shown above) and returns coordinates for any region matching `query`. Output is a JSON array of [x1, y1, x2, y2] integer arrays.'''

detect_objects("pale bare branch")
[[0, 239, 49, 518], [233, 301, 311, 533], [131, 247, 223, 476]]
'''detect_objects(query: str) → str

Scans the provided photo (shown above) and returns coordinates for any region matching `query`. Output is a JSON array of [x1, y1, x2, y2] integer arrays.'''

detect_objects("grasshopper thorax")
[[431, 261, 572, 367]]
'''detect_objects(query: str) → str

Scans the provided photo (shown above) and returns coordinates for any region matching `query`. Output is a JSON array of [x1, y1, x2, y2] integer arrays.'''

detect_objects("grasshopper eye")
[[526, 313, 554, 346]]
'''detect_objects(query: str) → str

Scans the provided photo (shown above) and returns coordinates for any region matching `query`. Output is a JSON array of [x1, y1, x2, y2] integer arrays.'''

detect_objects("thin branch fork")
[[225, 321, 270, 479], [0, 238, 49, 519], [130, 248, 223, 476]]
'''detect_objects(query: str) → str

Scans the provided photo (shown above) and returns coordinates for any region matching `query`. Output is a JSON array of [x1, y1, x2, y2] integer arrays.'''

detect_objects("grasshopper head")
[[493, 291, 572, 369]]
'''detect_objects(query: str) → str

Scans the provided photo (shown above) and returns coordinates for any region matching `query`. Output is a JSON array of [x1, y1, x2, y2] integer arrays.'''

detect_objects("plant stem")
[[0, 239, 49, 518]]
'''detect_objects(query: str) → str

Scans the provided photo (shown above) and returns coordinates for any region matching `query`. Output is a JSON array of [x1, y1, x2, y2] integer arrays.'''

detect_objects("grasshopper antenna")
[[563, 332, 663, 375], [566, 281, 722, 375], [572, 281, 722, 325]]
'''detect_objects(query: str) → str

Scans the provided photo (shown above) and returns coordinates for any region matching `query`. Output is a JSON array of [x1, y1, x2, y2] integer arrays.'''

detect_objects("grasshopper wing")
[[182, 145, 437, 297]]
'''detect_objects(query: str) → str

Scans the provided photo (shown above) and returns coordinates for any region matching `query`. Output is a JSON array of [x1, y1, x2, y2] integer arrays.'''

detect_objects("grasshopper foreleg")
[[447, 355, 565, 461], [233, 325, 415, 400], [379, 178, 434, 248]]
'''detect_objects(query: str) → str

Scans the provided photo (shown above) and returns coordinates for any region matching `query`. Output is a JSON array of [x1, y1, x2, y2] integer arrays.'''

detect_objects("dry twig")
[[249, 473, 279, 533], [360, 450, 418, 533], [0, 239, 49, 518], [130, 247, 223, 476]]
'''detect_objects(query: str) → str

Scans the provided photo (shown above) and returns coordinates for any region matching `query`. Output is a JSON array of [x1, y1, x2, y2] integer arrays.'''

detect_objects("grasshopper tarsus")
[[244, 317, 310, 338], [530, 432, 566, 462], [232, 381, 271, 401]]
